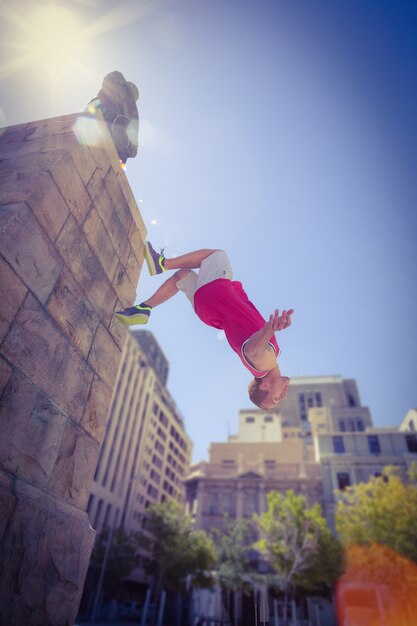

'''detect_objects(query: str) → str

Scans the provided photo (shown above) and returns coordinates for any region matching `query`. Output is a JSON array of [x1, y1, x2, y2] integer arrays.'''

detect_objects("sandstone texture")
[[0, 112, 146, 625]]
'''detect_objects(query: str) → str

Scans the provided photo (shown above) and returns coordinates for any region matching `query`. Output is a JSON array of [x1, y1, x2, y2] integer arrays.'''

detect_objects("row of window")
[[169, 440, 186, 465], [339, 418, 365, 432], [245, 415, 274, 424], [332, 434, 417, 455]]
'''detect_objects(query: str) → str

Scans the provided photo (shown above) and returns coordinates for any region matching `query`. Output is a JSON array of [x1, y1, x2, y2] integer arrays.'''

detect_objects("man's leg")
[[144, 268, 193, 307], [115, 247, 218, 326], [144, 241, 219, 275], [163, 249, 219, 270]]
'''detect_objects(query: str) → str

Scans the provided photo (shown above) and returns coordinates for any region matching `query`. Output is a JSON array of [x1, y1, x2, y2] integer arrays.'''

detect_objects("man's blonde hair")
[[248, 378, 268, 409]]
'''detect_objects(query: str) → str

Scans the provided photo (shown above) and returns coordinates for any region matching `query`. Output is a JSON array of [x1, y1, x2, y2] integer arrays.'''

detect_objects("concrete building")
[[87, 329, 192, 585], [185, 375, 416, 625], [185, 407, 323, 534], [185, 376, 373, 532], [399, 408, 417, 432], [316, 428, 417, 529], [278, 375, 372, 434]]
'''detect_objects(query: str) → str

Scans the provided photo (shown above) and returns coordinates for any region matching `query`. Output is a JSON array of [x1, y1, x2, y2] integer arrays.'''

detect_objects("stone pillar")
[[0, 112, 146, 625]]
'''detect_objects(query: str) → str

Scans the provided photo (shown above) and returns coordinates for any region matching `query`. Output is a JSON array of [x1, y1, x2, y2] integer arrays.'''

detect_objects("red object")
[[194, 278, 279, 377]]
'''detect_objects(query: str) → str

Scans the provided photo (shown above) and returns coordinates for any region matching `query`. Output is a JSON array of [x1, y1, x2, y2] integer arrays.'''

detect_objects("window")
[[368, 435, 381, 455], [356, 419, 365, 432], [208, 493, 219, 515], [405, 434, 417, 453], [245, 416, 255, 423], [264, 416, 273, 423], [348, 393, 357, 407], [315, 392, 322, 407], [337, 472, 351, 490], [223, 493, 233, 515], [244, 493, 258, 517], [347, 418, 355, 432], [333, 436, 345, 454], [339, 419, 346, 432]]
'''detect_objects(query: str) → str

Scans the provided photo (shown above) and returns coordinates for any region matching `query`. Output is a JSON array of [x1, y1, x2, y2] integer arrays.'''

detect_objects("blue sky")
[[1, 0, 416, 462]]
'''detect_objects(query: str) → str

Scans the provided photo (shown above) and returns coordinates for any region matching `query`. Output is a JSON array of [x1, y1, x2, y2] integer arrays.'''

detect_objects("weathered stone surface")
[[55, 214, 117, 326], [0, 370, 66, 487], [0, 479, 95, 626], [48, 139, 97, 186], [0, 255, 28, 343], [25, 115, 79, 139], [0, 110, 146, 626], [0, 149, 92, 225], [103, 166, 134, 234], [48, 421, 100, 509], [108, 300, 128, 351], [87, 168, 132, 265], [82, 206, 119, 283], [81, 374, 113, 443], [112, 259, 137, 309], [0, 122, 34, 145], [125, 244, 142, 287], [88, 323, 121, 388], [46, 265, 99, 359], [118, 169, 147, 242], [0, 356, 12, 399], [0, 201, 62, 304], [0, 135, 48, 158], [128, 214, 146, 264], [0, 168, 69, 242], [48, 151, 92, 225], [2, 293, 93, 422]]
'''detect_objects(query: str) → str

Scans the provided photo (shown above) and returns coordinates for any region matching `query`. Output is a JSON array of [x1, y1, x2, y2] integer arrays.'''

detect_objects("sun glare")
[[28, 6, 85, 75]]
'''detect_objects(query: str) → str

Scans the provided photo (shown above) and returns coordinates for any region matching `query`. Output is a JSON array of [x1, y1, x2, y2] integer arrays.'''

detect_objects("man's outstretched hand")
[[267, 308, 294, 332]]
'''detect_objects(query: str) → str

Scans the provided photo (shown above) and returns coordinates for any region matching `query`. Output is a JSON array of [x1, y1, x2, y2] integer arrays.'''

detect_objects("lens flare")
[[336, 543, 417, 626]]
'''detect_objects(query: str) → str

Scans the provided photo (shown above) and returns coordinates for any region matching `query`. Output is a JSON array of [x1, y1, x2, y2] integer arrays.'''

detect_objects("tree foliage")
[[256, 490, 344, 594], [211, 518, 258, 594], [90, 526, 143, 598], [335, 465, 417, 564], [145, 499, 217, 592]]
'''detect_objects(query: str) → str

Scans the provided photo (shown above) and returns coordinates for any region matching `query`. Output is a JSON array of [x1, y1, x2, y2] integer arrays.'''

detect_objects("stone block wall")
[[0, 113, 146, 625]]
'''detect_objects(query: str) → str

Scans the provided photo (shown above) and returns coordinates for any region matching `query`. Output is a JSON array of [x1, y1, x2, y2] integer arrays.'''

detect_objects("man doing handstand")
[[116, 243, 294, 409]]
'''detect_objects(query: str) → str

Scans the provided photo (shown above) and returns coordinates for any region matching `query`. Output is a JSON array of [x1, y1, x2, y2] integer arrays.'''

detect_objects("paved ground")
[[75, 622, 138, 626]]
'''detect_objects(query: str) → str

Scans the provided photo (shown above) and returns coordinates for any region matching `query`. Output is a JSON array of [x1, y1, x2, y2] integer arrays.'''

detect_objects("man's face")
[[260, 376, 290, 410]]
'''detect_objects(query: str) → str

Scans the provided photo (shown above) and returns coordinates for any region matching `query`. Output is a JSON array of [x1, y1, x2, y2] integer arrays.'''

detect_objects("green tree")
[[256, 490, 344, 625], [335, 465, 417, 563], [211, 518, 258, 623], [90, 526, 143, 599], [146, 499, 217, 592]]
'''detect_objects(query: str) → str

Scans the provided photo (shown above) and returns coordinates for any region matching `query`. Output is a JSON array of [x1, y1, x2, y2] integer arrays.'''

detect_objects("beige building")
[[315, 426, 417, 529], [88, 329, 192, 582], [278, 375, 372, 434], [185, 407, 323, 533], [185, 376, 374, 531]]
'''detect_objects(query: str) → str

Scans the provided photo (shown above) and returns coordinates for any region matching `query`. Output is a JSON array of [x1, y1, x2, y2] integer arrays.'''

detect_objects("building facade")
[[186, 411, 323, 533], [185, 376, 373, 531], [185, 375, 417, 625], [316, 428, 417, 529], [87, 329, 192, 583]]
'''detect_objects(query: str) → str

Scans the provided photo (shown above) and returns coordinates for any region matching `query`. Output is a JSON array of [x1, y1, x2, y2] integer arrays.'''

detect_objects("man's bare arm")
[[244, 309, 294, 370]]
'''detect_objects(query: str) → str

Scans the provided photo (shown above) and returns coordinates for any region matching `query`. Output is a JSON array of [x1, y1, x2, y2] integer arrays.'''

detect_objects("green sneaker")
[[144, 241, 165, 276], [115, 302, 152, 326]]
